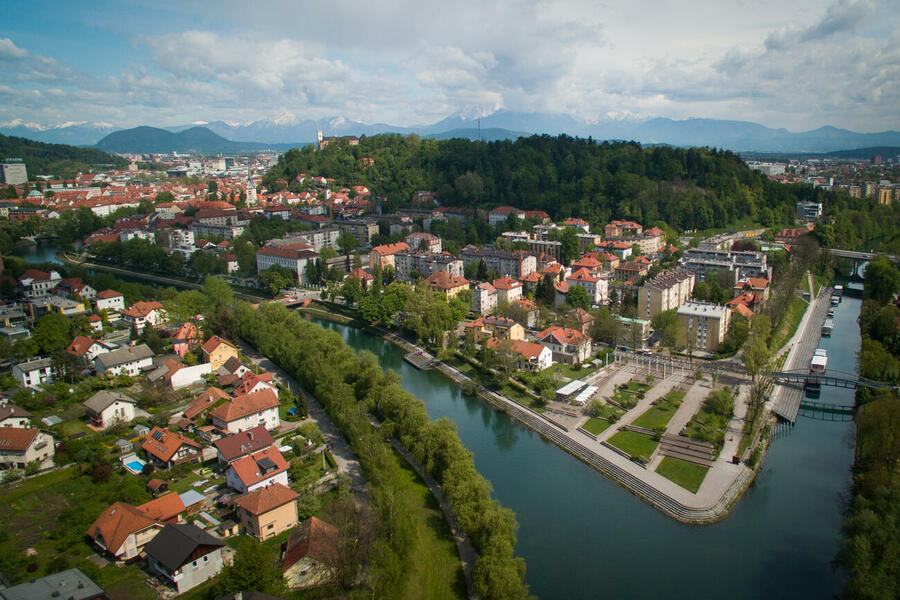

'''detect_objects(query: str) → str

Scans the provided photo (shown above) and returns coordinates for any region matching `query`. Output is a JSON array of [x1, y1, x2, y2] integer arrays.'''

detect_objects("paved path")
[[236, 339, 369, 501]]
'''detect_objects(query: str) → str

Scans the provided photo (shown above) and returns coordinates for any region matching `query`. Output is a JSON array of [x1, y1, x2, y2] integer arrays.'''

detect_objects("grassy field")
[[632, 401, 678, 430], [770, 297, 808, 352], [388, 452, 467, 600], [546, 361, 597, 381], [655, 456, 709, 493], [582, 417, 612, 436], [607, 430, 659, 460]]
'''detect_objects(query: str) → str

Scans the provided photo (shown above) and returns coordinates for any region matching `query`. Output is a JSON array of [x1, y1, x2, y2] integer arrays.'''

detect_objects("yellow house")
[[233, 483, 300, 541], [201, 335, 239, 371]]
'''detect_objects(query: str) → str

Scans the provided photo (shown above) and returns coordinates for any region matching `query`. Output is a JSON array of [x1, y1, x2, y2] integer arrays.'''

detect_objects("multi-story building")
[[12, 358, 53, 390], [270, 228, 340, 253], [256, 245, 319, 284], [1, 158, 27, 185], [425, 271, 469, 298], [369, 242, 411, 270], [404, 232, 442, 253], [210, 389, 281, 434], [393, 251, 463, 281], [471, 282, 497, 316], [0, 427, 54, 470], [536, 326, 592, 365], [676, 302, 732, 352], [492, 276, 523, 305], [18, 269, 62, 299], [121, 301, 166, 333], [94, 289, 125, 312], [638, 269, 696, 319], [488, 206, 526, 227], [459, 246, 537, 278], [94, 344, 155, 377], [565, 268, 609, 305], [604, 220, 643, 239], [233, 483, 300, 542], [335, 219, 379, 248], [795, 201, 823, 222], [616, 316, 651, 350], [679, 249, 770, 282]]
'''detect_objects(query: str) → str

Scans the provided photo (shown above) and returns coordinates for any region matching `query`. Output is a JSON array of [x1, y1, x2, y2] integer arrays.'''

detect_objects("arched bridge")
[[767, 368, 896, 390]]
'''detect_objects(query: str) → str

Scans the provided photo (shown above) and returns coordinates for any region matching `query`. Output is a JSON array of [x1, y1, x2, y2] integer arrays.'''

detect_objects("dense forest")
[[0, 133, 127, 179], [262, 135, 899, 251]]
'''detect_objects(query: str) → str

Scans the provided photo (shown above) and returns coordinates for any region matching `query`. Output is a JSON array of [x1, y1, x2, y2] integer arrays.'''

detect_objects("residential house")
[[403, 232, 442, 253], [94, 289, 125, 312], [0, 405, 31, 428], [425, 271, 469, 298], [95, 344, 154, 377], [488, 206, 526, 227], [345, 268, 373, 291], [171, 322, 200, 357], [137, 493, 186, 524], [676, 302, 732, 352], [225, 446, 290, 494], [486, 338, 553, 372], [509, 298, 539, 329], [18, 269, 62, 299], [145, 524, 226, 594], [616, 316, 652, 350], [733, 277, 770, 303], [183, 387, 230, 422], [282, 517, 339, 590], [87, 502, 163, 561], [56, 277, 96, 300], [536, 326, 592, 364], [201, 335, 239, 371], [83, 390, 136, 429], [614, 261, 650, 282], [141, 427, 203, 468], [492, 277, 523, 305], [233, 372, 279, 398], [471, 282, 497, 316], [565, 268, 609, 305], [12, 357, 53, 389], [223, 253, 239, 273], [66, 335, 115, 365], [209, 389, 280, 434], [638, 269, 695, 320], [0, 427, 54, 470], [233, 482, 300, 541], [256, 245, 318, 284], [213, 425, 275, 466], [604, 220, 643, 239], [121, 301, 166, 333], [368, 242, 410, 270], [566, 308, 594, 336], [0, 568, 105, 600]]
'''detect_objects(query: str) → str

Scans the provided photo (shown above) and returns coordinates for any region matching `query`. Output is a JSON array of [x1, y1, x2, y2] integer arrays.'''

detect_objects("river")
[[312, 297, 858, 600], [13, 242, 63, 265]]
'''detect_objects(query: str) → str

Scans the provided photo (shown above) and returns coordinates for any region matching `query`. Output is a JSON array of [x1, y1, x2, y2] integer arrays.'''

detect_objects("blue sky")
[[1, 0, 898, 132]]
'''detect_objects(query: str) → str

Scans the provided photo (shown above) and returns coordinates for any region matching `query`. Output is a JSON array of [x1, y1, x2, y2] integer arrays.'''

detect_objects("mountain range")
[[95, 126, 295, 154], [4, 110, 900, 153]]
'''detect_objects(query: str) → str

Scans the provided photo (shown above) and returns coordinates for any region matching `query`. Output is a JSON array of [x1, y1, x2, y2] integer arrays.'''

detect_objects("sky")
[[0, 0, 898, 132]]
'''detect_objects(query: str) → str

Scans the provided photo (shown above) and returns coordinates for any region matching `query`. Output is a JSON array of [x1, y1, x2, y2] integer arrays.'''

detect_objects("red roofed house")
[[122, 301, 166, 333], [56, 277, 97, 300], [346, 268, 373, 291], [87, 502, 164, 560], [733, 277, 770, 303], [471, 282, 497, 316], [0, 427, 55, 470], [141, 427, 203, 469], [172, 322, 200, 357], [492, 276, 523, 305], [183, 387, 230, 421], [137, 492, 186, 524], [19, 269, 62, 299], [213, 425, 275, 465], [425, 271, 469, 299], [209, 389, 280, 434], [368, 242, 410, 269], [234, 372, 279, 398], [66, 335, 114, 364], [566, 308, 595, 336], [536, 326, 593, 364], [94, 289, 125, 312], [565, 268, 609, 305], [201, 335, 239, 371], [510, 298, 540, 328], [486, 338, 553, 372], [564, 217, 590, 232], [282, 517, 340, 589], [234, 482, 300, 541], [225, 446, 289, 494]]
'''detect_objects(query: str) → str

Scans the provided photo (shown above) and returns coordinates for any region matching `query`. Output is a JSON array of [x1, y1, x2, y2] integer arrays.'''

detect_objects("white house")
[[12, 357, 53, 390], [565, 268, 609, 305], [0, 427, 55, 470], [94, 289, 126, 312], [121, 301, 166, 333], [144, 524, 226, 594], [209, 389, 280, 433], [471, 282, 498, 316], [83, 390, 136, 430], [18, 269, 62, 299], [225, 446, 290, 494], [168, 363, 213, 390], [256, 246, 319, 284], [0, 405, 31, 428], [488, 339, 553, 372], [94, 344, 155, 377], [66, 335, 116, 365]]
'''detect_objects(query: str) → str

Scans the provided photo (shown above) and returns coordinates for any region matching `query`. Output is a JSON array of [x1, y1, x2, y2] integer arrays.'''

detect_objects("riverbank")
[[303, 306, 758, 524]]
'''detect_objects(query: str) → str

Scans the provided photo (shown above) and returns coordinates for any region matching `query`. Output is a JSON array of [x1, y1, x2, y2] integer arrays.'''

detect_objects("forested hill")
[[0, 133, 127, 179], [263, 134, 846, 231]]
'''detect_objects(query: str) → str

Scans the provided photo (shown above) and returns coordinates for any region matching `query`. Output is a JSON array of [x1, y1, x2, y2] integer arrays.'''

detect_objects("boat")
[[807, 348, 827, 392], [831, 285, 843, 305], [827, 306, 835, 317], [822, 318, 834, 336]]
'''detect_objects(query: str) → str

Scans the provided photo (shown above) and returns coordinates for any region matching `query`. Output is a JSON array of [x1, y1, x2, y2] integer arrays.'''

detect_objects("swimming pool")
[[122, 456, 147, 474]]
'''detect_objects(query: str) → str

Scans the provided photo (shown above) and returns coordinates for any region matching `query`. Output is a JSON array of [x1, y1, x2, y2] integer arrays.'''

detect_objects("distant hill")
[[424, 128, 528, 142], [95, 126, 293, 154], [0, 133, 127, 179], [823, 146, 900, 160]]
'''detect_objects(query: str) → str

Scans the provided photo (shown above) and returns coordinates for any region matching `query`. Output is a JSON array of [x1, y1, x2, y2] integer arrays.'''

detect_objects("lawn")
[[607, 430, 659, 460], [655, 456, 709, 493], [632, 401, 678, 430], [582, 417, 612, 436], [683, 407, 729, 450], [546, 361, 597, 381], [387, 452, 467, 600], [769, 297, 808, 352]]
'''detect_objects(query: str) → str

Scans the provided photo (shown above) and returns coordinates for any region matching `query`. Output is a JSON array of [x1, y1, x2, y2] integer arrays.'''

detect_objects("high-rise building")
[[677, 302, 731, 352], [1, 159, 27, 185]]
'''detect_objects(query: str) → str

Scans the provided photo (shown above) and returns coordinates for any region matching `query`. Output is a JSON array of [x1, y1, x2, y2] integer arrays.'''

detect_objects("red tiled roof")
[[137, 492, 185, 523], [0, 427, 39, 451], [371, 242, 410, 256], [233, 482, 299, 516], [183, 387, 230, 420], [122, 301, 163, 318], [201, 335, 236, 356], [282, 517, 339, 571], [567, 268, 600, 283], [492, 276, 521, 290], [141, 427, 202, 463], [228, 447, 288, 488], [538, 325, 587, 346], [426, 271, 468, 290], [209, 389, 279, 424], [213, 426, 274, 462], [66, 335, 95, 357], [88, 502, 159, 555]]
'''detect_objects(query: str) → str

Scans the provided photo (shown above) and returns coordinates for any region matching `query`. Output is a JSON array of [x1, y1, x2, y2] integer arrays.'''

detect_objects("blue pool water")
[[124, 459, 146, 473]]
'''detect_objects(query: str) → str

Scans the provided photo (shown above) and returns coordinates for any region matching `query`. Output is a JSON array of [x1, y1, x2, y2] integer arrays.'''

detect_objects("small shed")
[[134, 424, 150, 437], [179, 489, 206, 514], [115, 438, 133, 453], [216, 519, 239, 539], [148, 478, 169, 497]]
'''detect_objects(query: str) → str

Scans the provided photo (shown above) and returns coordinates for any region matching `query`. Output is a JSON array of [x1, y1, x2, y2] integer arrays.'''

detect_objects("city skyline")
[[1, 0, 898, 133]]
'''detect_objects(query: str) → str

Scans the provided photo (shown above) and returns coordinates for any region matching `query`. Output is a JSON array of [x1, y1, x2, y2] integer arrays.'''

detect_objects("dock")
[[404, 350, 436, 370], [773, 287, 832, 423]]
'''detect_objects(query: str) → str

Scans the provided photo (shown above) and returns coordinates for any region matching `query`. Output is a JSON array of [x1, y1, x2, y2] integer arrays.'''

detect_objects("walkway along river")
[[312, 299, 858, 600]]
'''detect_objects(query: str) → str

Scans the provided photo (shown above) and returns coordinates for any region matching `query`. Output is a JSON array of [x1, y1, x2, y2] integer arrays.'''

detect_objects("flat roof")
[[0, 568, 104, 600], [556, 379, 587, 396]]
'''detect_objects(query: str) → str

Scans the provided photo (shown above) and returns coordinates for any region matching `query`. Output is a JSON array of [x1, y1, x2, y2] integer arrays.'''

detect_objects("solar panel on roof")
[[152, 430, 165, 441]]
